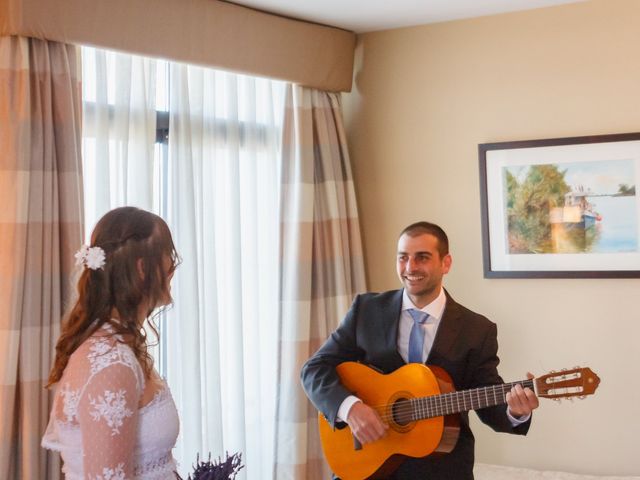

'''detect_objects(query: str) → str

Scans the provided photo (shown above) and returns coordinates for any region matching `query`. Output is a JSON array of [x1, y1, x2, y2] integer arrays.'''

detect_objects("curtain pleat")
[[274, 85, 366, 479], [0, 35, 83, 480]]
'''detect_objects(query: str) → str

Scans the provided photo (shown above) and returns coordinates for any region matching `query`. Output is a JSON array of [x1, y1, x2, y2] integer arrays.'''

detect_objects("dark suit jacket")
[[301, 289, 531, 479]]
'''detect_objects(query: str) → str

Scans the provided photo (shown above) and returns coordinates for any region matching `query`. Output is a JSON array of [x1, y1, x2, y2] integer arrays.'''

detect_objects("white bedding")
[[474, 463, 640, 480]]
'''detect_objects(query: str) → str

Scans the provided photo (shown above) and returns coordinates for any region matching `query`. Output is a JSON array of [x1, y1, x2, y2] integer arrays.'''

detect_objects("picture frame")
[[478, 132, 640, 278]]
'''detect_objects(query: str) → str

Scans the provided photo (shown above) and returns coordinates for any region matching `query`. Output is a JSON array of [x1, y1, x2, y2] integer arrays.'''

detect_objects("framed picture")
[[479, 132, 640, 278]]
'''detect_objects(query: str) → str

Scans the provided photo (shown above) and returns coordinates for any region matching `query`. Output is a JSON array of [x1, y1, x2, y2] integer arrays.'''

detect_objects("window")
[[81, 46, 286, 478]]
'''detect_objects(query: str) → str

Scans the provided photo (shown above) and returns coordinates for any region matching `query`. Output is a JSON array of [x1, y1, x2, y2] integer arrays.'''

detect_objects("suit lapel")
[[376, 289, 405, 370], [427, 289, 463, 363]]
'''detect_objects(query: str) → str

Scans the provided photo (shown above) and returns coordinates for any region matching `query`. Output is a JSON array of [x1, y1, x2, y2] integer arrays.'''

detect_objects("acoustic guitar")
[[318, 362, 600, 480]]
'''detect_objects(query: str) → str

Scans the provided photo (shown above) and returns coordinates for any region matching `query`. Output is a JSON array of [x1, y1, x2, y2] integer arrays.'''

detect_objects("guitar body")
[[318, 362, 460, 480], [317, 362, 600, 480]]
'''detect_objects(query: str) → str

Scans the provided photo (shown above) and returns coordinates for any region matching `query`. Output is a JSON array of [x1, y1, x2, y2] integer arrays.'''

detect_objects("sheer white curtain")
[[164, 63, 285, 478], [81, 47, 160, 235], [81, 47, 286, 479]]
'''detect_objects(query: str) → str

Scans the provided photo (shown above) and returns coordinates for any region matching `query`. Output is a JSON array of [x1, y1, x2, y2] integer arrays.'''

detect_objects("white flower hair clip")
[[74, 245, 106, 270]]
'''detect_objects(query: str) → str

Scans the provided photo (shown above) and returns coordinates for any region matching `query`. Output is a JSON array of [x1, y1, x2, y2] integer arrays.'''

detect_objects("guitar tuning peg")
[[573, 366, 580, 370], [578, 395, 586, 400], [561, 367, 567, 372], [553, 398, 561, 402]]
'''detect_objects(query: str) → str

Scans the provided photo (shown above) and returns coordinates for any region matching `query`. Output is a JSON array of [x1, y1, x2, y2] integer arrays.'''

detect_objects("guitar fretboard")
[[409, 379, 535, 421]]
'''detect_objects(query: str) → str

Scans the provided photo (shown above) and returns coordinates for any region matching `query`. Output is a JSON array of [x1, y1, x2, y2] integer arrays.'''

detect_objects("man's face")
[[396, 233, 452, 307]]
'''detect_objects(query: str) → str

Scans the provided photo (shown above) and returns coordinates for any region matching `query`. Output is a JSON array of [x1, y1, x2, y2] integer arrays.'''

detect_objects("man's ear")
[[136, 258, 145, 280], [442, 253, 452, 274]]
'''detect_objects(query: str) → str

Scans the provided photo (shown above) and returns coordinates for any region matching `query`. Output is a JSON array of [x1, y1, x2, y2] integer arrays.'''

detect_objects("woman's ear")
[[136, 258, 145, 280]]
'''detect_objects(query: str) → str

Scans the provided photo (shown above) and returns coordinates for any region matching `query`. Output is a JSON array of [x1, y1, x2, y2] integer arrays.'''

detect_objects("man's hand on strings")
[[506, 372, 540, 418], [346, 401, 388, 444]]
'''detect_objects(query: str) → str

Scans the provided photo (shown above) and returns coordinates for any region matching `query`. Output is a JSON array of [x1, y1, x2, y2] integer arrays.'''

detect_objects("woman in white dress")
[[42, 206, 181, 479]]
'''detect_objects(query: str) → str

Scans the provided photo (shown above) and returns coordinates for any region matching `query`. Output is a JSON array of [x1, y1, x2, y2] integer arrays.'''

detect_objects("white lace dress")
[[42, 326, 180, 479]]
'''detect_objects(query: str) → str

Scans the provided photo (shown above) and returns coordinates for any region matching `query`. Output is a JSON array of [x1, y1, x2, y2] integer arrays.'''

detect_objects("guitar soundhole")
[[391, 398, 413, 426]]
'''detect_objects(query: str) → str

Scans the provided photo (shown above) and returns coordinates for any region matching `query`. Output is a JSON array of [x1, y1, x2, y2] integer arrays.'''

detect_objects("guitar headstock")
[[535, 367, 600, 399]]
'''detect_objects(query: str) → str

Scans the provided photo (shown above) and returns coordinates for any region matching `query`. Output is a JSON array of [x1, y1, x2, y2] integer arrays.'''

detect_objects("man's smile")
[[404, 274, 425, 282]]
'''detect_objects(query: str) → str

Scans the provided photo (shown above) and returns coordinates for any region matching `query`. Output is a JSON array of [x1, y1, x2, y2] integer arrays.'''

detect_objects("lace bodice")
[[42, 326, 179, 479]]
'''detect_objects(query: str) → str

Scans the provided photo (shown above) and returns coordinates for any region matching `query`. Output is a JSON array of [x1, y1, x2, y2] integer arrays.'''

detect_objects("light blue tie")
[[408, 309, 429, 363]]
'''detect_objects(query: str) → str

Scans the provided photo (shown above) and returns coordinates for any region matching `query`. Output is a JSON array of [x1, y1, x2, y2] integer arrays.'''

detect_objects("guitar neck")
[[411, 379, 535, 420]]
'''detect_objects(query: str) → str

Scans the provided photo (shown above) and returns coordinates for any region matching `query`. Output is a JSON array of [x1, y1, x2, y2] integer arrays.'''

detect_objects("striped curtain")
[[0, 36, 83, 479], [274, 85, 366, 479]]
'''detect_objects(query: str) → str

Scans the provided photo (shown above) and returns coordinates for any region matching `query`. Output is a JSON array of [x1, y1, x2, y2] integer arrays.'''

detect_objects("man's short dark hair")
[[399, 221, 449, 257]]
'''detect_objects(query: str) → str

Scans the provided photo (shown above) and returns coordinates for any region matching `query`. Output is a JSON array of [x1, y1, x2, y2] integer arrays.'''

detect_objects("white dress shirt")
[[396, 288, 446, 363]]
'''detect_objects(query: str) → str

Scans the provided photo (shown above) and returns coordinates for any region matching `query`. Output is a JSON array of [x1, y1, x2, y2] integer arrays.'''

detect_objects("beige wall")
[[343, 0, 640, 475]]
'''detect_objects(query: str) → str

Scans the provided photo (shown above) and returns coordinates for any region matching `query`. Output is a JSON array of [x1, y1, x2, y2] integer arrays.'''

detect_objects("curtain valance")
[[0, 0, 355, 92]]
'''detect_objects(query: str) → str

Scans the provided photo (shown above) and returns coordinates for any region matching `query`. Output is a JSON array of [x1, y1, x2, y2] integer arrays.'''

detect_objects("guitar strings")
[[362, 381, 533, 424], [362, 380, 533, 411]]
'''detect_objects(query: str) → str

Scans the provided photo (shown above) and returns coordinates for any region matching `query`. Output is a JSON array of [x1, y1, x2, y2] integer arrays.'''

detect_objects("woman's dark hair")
[[47, 207, 180, 387]]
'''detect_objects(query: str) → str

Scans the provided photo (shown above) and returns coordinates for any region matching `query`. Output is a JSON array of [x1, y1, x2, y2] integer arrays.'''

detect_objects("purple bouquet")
[[175, 452, 244, 480]]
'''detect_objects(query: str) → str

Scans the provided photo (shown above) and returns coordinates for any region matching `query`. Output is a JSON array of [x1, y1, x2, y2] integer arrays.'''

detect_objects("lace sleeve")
[[77, 360, 142, 479]]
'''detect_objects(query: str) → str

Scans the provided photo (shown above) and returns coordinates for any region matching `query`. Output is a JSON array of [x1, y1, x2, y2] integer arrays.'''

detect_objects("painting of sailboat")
[[503, 159, 637, 254]]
